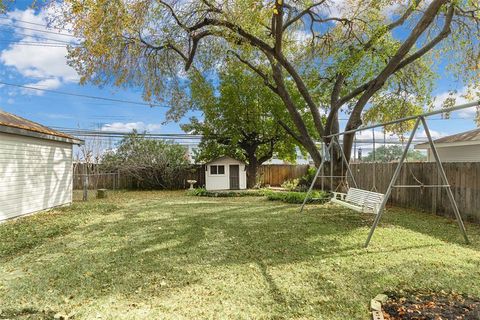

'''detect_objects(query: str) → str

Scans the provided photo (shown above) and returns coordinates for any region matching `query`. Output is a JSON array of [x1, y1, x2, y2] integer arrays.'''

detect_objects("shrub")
[[298, 166, 317, 190], [281, 178, 300, 191], [264, 190, 329, 204], [101, 131, 191, 189], [187, 188, 266, 197], [187, 187, 209, 196]]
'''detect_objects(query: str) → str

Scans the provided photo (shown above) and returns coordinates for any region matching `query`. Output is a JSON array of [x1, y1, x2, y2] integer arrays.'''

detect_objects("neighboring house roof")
[[0, 110, 83, 145], [205, 156, 246, 164], [415, 128, 480, 149]]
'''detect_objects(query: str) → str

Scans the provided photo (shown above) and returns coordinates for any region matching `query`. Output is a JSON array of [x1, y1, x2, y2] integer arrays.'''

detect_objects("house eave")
[[415, 140, 480, 149], [0, 125, 84, 145]]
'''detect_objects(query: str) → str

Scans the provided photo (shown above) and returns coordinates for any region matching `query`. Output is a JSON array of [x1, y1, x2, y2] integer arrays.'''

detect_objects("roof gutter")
[[0, 125, 84, 145], [415, 140, 480, 149]]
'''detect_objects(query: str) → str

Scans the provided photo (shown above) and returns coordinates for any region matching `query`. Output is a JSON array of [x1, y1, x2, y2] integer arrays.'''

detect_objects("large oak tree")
[[182, 62, 298, 188], [59, 0, 480, 167]]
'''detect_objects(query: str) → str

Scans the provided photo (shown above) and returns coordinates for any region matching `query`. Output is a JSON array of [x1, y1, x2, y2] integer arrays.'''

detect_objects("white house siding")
[[0, 132, 73, 221], [205, 157, 247, 191], [427, 144, 480, 162]]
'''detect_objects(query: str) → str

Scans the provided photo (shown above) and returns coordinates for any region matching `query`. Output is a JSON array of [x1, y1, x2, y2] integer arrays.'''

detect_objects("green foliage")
[[298, 166, 317, 189], [187, 188, 266, 197], [363, 145, 427, 162], [102, 131, 191, 189], [281, 178, 300, 191], [182, 61, 297, 165], [264, 190, 329, 204], [58, 0, 480, 164]]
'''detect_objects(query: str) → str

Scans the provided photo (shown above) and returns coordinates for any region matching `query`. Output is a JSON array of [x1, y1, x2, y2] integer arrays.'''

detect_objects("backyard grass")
[[1, 191, 480, 319]]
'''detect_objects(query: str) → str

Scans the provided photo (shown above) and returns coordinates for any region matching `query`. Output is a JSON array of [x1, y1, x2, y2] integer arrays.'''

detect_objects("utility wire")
[[0, 28, 74, 44], [0, 41, 70, 48], [0, 15, 68, 29], [0, 22, 77, 38], [0, 81, 169, 108]]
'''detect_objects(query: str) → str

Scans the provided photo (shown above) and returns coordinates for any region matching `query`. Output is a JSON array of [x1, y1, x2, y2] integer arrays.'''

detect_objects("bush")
[[101, 131, 191, 189], [264, 190, 329, 204], [298, 166, 317, 190], [187, 188, 266, 197], [281, 178, 300, 191]]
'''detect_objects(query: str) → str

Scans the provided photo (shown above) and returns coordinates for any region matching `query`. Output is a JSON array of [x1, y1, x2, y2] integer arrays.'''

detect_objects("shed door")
[[229, 165, 240, 190]]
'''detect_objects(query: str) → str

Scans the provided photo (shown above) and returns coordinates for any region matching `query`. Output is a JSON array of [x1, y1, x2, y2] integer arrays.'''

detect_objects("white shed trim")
[[205, 156, 247, 191]]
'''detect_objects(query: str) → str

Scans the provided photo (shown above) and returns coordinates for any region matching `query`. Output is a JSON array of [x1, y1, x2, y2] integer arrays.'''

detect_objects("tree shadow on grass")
[[1, 199, 365, 314], [3, 196, 479, 318], [373, 207, 480, 250]]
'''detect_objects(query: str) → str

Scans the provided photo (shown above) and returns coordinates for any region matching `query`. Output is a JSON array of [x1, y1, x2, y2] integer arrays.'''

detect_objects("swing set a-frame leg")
[[420, 117, 469, 244], [364, 117, 470, 247], [364, 118, 421, 248], [300, 142, 332, 213], [299, 159, 325, 213]]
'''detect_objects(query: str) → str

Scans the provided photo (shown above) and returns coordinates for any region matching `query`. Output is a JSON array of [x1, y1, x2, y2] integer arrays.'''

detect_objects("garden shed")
[[415, 128, 480, 162], [0, 111, 83, 221], [205, 156, 247, 191]]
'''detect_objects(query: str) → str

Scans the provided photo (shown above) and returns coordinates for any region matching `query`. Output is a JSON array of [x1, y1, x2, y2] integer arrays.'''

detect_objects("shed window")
[[210, 165, 225, 175]]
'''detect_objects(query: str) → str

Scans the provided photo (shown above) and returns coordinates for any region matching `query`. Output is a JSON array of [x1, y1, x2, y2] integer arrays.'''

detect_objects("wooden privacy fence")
[[258, 164, 309, 186], [73, 163, 206, 190], [348, 162, 480, 223], [72, 162, 480, 223]]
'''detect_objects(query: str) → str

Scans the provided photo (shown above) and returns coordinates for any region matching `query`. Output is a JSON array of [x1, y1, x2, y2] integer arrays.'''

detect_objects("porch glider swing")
[[300, 100, 480, 247]]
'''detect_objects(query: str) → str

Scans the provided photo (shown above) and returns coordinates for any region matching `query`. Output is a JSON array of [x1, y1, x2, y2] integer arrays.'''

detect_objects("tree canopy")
[[58, 0, 480, 166], [182, 61, 299, 187], [102, 132, 191, 189], [182, 62, 298, 164], [362, 145, 427, 162]]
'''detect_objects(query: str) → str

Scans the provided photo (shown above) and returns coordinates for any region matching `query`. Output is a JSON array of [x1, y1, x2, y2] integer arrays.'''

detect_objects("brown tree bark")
[[246, 157, 259, 188]]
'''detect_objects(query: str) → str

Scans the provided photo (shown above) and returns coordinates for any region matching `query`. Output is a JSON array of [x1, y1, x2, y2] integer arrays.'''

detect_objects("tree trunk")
[[246, 160, 258, 189]]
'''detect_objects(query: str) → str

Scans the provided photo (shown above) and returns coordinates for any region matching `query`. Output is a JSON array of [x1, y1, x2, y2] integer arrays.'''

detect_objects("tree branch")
[[276, 54, 325, 137], [395, 5, 454, 72], [282, 1, 327, 31], [228, 50, 278, 92], [277, 120, 303, 145]]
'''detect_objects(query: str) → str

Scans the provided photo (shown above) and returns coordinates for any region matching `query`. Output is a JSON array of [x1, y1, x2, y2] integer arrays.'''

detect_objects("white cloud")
[[292, 30, 312, 43], [0, 7, 79, 95], [432, 86, 480, 118], [324, 0, 431, 25], [101, 122, 162, 133], [22, 78, 62, 95], [345, 128, 447, 155], [415, 129, 445, 140], [40, 112, 73, 120]]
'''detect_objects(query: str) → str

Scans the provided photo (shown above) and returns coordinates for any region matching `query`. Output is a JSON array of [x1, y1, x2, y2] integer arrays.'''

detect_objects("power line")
[[0, 15, 65, 29], [0, 22, 77, 38], [0, 81, 170, 108], [0, 28, 74, 44], [54, 129, 202, 138], [339, 117, 475, 121], [0, 41, 70, 48]]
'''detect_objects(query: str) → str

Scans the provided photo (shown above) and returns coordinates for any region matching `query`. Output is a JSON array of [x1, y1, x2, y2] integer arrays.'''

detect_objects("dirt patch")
[[383, 290, 480, 320]]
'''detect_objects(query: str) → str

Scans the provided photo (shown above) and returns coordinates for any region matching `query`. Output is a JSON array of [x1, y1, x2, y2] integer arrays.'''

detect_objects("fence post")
[[83, 174, 88, 201]]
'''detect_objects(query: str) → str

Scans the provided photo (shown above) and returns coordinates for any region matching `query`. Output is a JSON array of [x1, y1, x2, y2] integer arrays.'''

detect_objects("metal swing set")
[[300, 101, 480, 248]]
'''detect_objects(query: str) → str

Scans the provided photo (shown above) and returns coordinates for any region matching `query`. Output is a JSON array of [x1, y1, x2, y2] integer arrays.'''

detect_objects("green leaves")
[[102, 132, 191, 189], [183, 62, 296, 165], [57, 0, 480, 164]]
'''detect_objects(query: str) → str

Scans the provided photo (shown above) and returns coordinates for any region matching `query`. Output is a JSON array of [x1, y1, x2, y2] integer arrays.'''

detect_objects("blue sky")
[[0, 1, 478, 144]]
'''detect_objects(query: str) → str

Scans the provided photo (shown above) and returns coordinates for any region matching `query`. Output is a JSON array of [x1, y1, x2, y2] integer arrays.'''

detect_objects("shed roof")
[[0, 110, 83, 144], [415, 128, 480, 149], [205, 156, 246, 164]]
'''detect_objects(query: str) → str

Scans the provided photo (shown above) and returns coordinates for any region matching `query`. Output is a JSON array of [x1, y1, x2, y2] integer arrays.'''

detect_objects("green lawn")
[[1, 191, 479, 319]]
